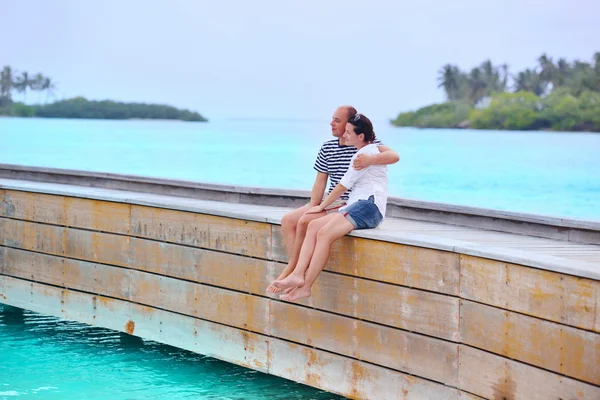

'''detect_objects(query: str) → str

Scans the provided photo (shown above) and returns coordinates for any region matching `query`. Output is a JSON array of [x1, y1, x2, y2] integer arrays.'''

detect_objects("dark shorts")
[[341, 195, 383, 230]]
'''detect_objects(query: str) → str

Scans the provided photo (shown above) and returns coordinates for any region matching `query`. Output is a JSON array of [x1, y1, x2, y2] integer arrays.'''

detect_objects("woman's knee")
[[297, 214, 314, 231], [306, 219, 322, 235], [316, 225, 329, 240]]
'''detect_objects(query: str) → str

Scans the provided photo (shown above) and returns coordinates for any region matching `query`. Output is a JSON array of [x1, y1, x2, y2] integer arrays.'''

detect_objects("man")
[[267, 105, 399, 293]]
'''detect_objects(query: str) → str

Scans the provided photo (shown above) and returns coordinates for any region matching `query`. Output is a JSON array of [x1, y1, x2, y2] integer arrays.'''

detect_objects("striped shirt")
[[313, 138, 382, 200]]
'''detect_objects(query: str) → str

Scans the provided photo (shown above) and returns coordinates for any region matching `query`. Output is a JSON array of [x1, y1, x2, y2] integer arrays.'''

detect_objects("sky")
[[2, 0, 599, 120]]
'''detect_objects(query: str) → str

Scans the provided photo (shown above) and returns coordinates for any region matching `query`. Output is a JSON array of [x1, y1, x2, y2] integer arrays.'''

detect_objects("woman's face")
[[343, 123, 363, 147]]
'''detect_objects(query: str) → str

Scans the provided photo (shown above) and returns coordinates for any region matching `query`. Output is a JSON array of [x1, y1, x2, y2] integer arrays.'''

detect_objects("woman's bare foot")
[[282, 285, 312, 301], [267, 282, 285, 294], [272, 274, 304, 291]]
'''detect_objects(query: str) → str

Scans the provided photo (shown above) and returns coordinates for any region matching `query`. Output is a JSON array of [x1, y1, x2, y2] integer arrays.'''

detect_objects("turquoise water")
[[0, 304, 346, 400], [1, 117, 599, 220]]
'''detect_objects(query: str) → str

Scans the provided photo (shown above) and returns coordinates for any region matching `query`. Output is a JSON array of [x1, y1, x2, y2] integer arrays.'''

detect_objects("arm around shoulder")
[[375, 145, 400, 165], [353, 145, 400, 169]]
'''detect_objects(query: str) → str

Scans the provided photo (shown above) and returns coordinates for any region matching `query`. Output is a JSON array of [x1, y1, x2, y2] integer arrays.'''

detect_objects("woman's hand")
[[305, 205, 324, 214]]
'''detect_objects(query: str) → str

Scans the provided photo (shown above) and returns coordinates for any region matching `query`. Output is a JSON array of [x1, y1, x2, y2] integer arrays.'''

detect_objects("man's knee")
[[282, 207, 306, 231]]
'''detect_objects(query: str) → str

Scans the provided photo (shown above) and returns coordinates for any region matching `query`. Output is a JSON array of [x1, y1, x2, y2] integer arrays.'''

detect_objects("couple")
[[267, 106, 399, 301]]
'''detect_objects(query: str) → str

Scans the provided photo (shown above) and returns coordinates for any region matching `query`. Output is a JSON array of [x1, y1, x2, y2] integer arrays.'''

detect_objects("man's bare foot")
[[272, 274, 304, 291], [282, 286, 312, 301]]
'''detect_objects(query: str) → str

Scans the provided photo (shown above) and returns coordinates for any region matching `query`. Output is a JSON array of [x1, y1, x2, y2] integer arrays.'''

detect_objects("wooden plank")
[[270, 301, 458, 386], [2, 247, 458, 385], [64, 228, 130, 267], [130, 205, 272, 259], [0, 276, 459, 400], [1, 218, 130, 267], [2, 190, 132, 234], [2, 190, 66, 224], [2, 224, 460, 342], [64, 196, 131, 234], [307, 271, 459, 341], [130, 238, 460, 341], [1, 217, 65, 255], [460, 300, 600, 385], [274, 226, 460, 295], [460, 255, 600, 333], [458, 345, 600, 400], [1, 247, 270, 335], [129, 236, 275, 294], [128, 269, 271, 334], [269, 339, 459, 400], [0, 275, 270, 372], [2, 247, 131, 299]]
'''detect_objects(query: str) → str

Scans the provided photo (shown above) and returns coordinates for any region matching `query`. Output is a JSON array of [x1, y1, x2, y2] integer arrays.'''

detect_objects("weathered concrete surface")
[[1, 179, 600, 399]]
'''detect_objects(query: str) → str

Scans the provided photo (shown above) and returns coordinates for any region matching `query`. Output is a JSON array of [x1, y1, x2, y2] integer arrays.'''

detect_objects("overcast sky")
[[2, 0, 599, 120]]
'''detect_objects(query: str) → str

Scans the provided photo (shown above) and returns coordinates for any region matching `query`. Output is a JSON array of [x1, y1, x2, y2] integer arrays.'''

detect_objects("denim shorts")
[[340, 195, 383, 230]]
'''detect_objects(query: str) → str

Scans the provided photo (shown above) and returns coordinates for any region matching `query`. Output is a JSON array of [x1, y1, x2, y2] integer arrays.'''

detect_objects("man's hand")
[[353, 154, 374, 170], [305, 205, 324, 214]]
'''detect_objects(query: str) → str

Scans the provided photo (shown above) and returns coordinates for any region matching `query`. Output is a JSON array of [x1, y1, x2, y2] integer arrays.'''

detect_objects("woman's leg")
[[267, 211, 325, 293], [272, 213, 338, 290], [283, 213, 354, 301]]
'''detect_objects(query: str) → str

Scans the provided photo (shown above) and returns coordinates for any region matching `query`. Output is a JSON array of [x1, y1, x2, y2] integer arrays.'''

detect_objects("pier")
[[1, 165, 599, 400]]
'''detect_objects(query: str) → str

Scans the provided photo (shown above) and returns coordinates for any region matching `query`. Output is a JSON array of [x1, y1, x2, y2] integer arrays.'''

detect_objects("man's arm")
[[309, 172, 328, 206], [353, 145, 399, 170]]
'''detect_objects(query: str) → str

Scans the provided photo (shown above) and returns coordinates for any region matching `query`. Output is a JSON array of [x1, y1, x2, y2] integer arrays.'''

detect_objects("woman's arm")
[[305, 183, 348, 214]]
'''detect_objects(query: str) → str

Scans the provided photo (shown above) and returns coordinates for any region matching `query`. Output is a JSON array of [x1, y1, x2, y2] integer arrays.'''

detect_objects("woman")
[[271, 113, 389, 301]]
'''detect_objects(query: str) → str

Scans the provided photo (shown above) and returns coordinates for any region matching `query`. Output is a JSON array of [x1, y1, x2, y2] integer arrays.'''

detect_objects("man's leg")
[[267, 207, 325, 293], [283, 214, 354, 301], [280, 205, 311, 256], [272, 213, 338, 291]]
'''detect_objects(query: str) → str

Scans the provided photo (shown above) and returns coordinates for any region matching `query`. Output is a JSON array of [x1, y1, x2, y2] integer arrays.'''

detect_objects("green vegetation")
[[391, 53, 600, 132], [1, 66, 207, 122]]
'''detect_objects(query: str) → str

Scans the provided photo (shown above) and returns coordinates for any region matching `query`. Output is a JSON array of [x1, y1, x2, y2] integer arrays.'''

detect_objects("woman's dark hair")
[[347, 113, 376, 143]]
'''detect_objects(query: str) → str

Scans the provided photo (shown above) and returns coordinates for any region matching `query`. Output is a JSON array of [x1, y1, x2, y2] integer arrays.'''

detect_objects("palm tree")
[[0, 66, 14, 100], [538, 53, 557, 90], [14, 71, 32, 102], [568, 61, 595, 95], [514, 69, 545, 96], [31, 73, 45, 103], [468, 67, 487, 104], [41, 77, 56, 103], [594, 52, 600, 91], [500, 64, 510, 92], [479, 59, 501, 94], [556, 58, 570, 87], [437, 64, 462, 100]]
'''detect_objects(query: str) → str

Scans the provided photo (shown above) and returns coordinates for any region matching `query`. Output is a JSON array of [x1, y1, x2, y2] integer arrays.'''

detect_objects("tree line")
[[1, 66, 56, 105], [392, 52, 600, 132], [1, 65, 207, 122]]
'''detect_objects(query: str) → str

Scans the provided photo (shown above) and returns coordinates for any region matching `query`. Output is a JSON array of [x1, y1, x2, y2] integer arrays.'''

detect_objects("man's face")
[[330, 107, 349, 138]]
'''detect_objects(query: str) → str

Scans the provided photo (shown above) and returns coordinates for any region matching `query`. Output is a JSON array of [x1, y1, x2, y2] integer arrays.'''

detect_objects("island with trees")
[[0, 66, 207, 122], [391, 52, 600, 132]]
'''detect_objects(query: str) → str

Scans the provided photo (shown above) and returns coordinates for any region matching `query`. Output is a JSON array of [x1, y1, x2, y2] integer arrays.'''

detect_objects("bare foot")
[[282, 286, 312, 302], [266, 282, 284, 294], [272, 274, 304, 291]]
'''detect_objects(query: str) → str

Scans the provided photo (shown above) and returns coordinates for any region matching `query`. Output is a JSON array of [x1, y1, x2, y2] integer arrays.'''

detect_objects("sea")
[[0, 117, 599, 399]]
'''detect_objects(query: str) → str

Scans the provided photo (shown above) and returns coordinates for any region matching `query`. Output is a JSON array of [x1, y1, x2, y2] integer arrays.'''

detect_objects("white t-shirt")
[[339, 143, 388, 217]]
